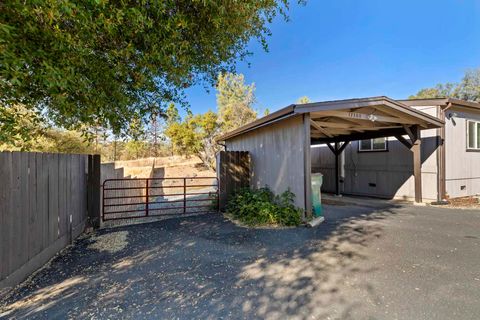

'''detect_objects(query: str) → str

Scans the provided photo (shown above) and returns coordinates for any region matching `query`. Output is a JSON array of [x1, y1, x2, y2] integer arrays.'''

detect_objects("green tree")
[[1, 1, 296, 139], [0, 120, 97, 154], [165, 103, 181, 126], [36, 129, 94, 154], [124, 140, 148, 160], [296, 96, 311, 104], [164, 103, 186, 155], [455, 69, 480, 102], [147, 106, 165, 158], [124, 115, 147, 159], [84, 123, 108, 154], [164, 109, 221, 170], [410, 68, 480, 102], [0, 105, 43, 150], [409, 84, 456, 99], [164, 117, 199, 157], [192, 110, 221, 170], [216, 73, 257, 132]]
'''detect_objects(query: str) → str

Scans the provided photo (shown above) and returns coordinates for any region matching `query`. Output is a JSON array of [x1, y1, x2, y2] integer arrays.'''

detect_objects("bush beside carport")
[[226, 187, 302, 227]]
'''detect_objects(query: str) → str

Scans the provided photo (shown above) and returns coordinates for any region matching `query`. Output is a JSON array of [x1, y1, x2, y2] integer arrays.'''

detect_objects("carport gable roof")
[[218, 96, 444, 142]]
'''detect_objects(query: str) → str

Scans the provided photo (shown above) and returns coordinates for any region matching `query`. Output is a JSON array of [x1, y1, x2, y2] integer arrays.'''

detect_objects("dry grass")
[[87, 231, 129, 253], [443, 196, 480, 209]]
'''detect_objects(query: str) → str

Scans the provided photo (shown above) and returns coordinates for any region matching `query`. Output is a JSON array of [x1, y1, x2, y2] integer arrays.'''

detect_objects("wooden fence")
[[218, 151, 250, 211], [0, 152, 100, 295]]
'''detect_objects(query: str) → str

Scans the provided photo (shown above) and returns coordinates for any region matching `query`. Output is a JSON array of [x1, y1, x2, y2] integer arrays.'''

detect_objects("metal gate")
[[102, 177, 219, 221]]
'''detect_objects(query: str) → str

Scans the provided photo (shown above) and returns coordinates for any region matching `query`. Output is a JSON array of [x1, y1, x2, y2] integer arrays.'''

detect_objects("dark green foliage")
[[1, 0, 298, 137], [226, 187, 302, 227]]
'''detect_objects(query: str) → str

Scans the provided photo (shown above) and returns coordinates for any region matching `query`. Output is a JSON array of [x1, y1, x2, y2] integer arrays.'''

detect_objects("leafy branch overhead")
[[1, 0, 298, 135]]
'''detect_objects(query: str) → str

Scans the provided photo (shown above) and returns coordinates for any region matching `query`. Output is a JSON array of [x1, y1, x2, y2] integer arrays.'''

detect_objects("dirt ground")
[[113, 155, 215, 180], [443, 196, 480, 209]]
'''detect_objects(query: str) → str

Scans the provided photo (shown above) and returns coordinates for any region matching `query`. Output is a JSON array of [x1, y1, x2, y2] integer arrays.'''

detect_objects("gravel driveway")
[[1, 202, 479, 319]]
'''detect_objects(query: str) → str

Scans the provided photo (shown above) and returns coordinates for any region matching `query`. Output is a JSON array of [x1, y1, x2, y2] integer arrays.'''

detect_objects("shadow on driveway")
[[1, 201, 479, 319]]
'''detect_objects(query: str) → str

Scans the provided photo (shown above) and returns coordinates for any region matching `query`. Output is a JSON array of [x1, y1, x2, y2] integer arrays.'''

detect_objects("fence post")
[[183, 178, 187, 214], [145, 179, 149, 216], [216, 178, 220, 212], [219, 151, 227, 211], [87, 154, 101, 229]]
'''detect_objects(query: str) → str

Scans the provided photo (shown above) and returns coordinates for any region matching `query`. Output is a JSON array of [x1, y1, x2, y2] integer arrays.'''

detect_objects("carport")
[[218, 96, 444, 216]]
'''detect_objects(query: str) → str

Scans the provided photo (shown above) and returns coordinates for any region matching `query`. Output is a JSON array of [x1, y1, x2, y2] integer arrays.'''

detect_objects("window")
[[359, 137, 387, 152], [467, 120, 480, 150]]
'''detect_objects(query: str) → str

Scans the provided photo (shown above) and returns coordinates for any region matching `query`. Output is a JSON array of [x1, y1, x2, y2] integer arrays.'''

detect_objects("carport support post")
[[303, 113, 313, 218], [326, 141, 349, 196], [412, 125, 422, 203], [334, 142, 340, 196]]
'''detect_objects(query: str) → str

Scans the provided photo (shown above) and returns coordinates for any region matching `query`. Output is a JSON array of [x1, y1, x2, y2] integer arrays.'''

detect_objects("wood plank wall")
[[0, 152, 90, 294], [224, 116, 307, 211], [218, 151, 250, 211]]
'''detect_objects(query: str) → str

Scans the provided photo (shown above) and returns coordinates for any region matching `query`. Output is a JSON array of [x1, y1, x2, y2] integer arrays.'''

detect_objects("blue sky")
[[184, 0, 480, 116]]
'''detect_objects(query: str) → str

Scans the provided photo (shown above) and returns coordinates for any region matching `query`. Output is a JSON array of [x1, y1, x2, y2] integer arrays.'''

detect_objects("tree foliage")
[[36, 129, 94, 154], [165, 103, 181, 126], [1, 0, 295, 138], [0, 122, 95, 154], [409, 83, 457, 99], [0, 105, 43, 150], [457, 69, 480, 102], [0, 106, 173, 161], [124, 115, 148, 159], [296, 96, 311, 104], [216, 73, 257, 132], [165, 116, 198, 157], [164, 109, 220, 170], [146, 110, 164, 158], [192, 110, 221, 170], [165, 72, 258, 169], [410, 68, 480, 102]]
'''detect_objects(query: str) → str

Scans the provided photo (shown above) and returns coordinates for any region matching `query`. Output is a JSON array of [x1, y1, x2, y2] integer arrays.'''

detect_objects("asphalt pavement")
[[1, 201, 479, 319]]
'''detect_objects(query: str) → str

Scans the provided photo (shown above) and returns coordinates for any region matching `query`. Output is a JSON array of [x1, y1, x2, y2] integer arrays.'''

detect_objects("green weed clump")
[[226, 187, 302, 227]]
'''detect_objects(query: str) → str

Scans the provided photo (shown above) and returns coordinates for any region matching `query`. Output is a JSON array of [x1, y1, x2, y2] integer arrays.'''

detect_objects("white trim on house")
[[467, 119, 480, 151]]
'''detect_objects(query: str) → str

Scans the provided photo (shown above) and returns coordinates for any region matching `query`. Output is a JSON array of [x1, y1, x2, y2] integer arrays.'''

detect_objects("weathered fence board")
[[37, 154, 49, 252], [13, 152, 25, 274], [58, 154, 67, 239], [48, 153, 59, 244], [218, 151, 250, 211], [0, 152, 11, 281], [0, 151, 99, 296]]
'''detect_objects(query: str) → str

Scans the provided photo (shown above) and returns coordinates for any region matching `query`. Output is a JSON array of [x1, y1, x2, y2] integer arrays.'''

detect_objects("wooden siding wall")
[[218, 151, 250, 211], [0, 152, 89, 294], [311, 106, 440, 201], [445, 107, 480, 198], [225, 116, 307, 210]]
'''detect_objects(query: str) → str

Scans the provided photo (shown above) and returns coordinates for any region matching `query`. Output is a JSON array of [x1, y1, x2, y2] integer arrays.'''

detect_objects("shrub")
[[226, 187, 302, 227]]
